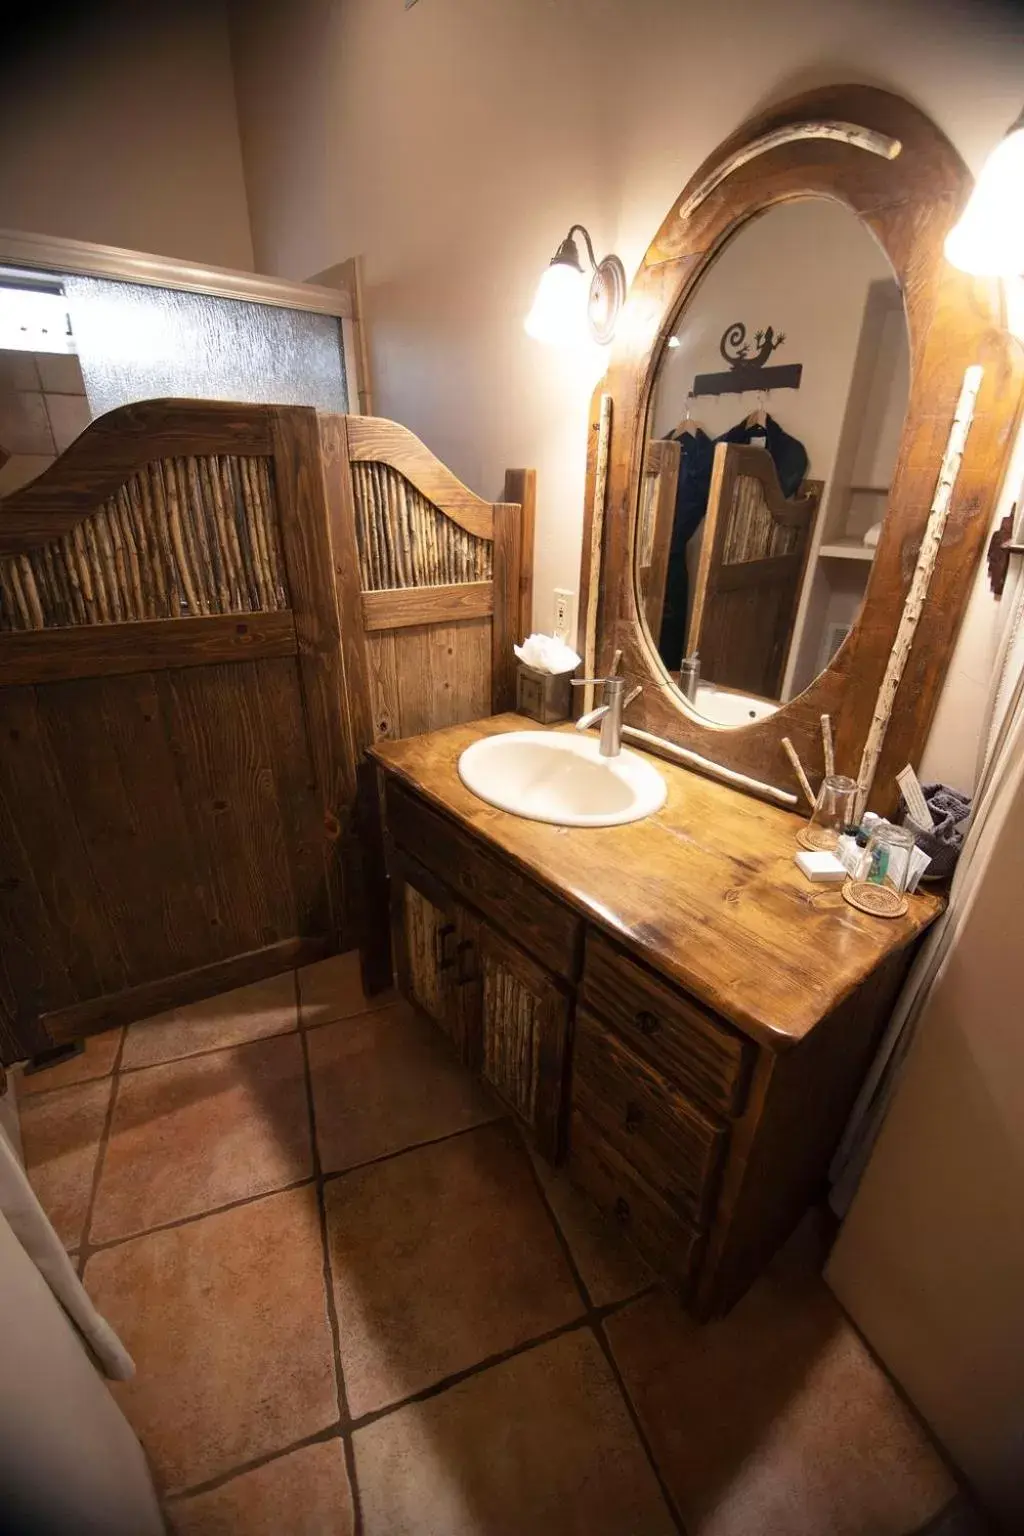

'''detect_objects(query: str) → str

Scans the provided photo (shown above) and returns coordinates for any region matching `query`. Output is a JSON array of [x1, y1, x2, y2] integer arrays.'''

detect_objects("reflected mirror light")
[[635, 198, 909, 728]]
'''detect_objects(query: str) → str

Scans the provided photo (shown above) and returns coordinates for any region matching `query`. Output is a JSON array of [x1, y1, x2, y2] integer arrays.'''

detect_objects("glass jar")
[[863, 823, 917, 894], [805, 774, 859, 851]]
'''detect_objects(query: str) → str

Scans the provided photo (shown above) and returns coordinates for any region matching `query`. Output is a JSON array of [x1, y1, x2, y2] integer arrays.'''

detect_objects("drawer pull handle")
[[613, 1196, 631, 1225], [636, 1010, 660, 1037], [624, 1103, 644, 1134], [436, 923, 456, 971]]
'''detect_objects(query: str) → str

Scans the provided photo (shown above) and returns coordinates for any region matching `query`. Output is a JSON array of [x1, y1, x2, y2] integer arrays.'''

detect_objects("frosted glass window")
[[62, 275, 347, 418]]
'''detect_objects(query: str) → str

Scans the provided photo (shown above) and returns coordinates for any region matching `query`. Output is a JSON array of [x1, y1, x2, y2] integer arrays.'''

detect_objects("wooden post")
[[581, 393, 613, 716], [502, 467, 536, 642]]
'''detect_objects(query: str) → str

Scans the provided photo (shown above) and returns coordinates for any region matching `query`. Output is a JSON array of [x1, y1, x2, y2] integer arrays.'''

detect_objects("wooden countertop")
[[370, 715, 942, 1050]]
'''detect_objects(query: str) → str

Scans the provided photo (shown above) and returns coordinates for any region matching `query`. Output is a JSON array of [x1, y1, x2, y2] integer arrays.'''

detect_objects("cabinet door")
[[391, 854, 473, 1062], [469, 918, 572, 1163]]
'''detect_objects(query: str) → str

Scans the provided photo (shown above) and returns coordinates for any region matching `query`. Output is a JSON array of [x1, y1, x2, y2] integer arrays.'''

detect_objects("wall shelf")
[[818, 540, 875, 562]]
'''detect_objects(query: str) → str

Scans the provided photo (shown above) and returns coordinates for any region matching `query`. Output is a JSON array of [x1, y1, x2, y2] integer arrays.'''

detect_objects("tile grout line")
[[297, 970, 365, 1536], [85, 1174, 320, 1254], [69, 974, 672, 1526], [516, 1124, 689, 1535], [320, 1111, 507, 1186], [117, 1019, 300, 1076], [75, 1024, 128, 1268], [80, 1118, 510, 1262], [592, 1312, 690, 1536], [164, 1422, 349, 1507], [298, 997, 401, 1037], [164, 1294, 665, 1507], [83, 1114, 511, 1256], [515, 1122, 600, 1312], [343, 1287, 663, 1436]]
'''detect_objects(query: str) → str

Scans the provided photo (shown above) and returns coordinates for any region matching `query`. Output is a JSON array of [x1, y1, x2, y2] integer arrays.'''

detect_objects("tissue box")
[[516, 663, 572, 724]]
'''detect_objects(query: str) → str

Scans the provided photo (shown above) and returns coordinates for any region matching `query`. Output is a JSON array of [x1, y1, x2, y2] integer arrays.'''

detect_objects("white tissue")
[[514, 633, 581, 675], [862, 522, 883, 548]]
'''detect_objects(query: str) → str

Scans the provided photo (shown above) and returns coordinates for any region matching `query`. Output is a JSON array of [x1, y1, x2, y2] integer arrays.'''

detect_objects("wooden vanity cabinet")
[[374, 722, 941, 1318], [389, 836, 574, 1161]]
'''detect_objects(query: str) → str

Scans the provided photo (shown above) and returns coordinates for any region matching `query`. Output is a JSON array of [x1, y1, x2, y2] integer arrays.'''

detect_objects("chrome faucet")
[[678, 651, 700, 703], [572, 676, 643, 757]]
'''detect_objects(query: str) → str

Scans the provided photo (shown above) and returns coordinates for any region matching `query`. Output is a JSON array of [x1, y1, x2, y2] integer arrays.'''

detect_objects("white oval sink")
[[694, 684, 778, 727], [458, 730, 667, 827]]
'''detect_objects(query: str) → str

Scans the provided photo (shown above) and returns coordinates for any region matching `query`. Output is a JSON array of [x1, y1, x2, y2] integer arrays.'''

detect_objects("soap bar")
[[794, 849, 846, 883]]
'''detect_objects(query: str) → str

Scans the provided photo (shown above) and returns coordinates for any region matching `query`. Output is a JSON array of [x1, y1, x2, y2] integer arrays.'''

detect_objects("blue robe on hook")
[[657, 412, 808, 671]]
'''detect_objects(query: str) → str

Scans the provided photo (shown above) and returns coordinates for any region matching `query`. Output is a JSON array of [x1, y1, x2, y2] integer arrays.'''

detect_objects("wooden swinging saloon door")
[[0, 401, 363, 1066], [687, 444, 822, 701]]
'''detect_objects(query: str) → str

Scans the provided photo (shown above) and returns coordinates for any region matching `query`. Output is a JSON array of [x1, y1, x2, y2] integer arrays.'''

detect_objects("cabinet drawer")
[[581, 932, 751, 1116], [573, 1009, 725, 1227], [386, 782, 583, 982], [568, 1110, 700, 1294]]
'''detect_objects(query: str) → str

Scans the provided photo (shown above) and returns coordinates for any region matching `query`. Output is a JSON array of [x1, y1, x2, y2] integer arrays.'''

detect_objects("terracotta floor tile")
[[354, 1328, 676, 1535], [604, 1252, 955, 1536], [20, 1076, 112, 1249], [84, 1186, 337, 1495], [326, 1120, 583, 1417], [167, 1438, 354, 1535], [122, 971, 297, 1070], [91, 1033, 312, 1242], [526, 1142, 652, 1307], [16, 1027, 122, 1096], [298, 950, 395, 1027], [308, 1000, 498, 1173]]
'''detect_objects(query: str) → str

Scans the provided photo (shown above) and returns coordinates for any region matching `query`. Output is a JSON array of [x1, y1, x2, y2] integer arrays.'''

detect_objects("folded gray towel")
[[902, 782, 971, 880]]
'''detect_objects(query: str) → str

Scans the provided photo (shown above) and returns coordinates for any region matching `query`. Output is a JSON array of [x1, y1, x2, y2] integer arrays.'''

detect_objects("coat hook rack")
[[692, 321, 803, 398]]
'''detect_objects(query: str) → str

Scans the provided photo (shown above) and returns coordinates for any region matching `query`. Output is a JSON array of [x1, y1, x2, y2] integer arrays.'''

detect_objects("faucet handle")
[[571, 676, 618, 688]]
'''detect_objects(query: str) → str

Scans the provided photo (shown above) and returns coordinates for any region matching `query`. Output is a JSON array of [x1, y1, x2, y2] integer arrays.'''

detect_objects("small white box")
[[794, 849, 846, 883]]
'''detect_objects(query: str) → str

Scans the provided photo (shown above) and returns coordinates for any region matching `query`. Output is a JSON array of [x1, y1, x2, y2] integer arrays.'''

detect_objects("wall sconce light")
[[945, 107, 1024, 277], [524, 225, 626, 346]]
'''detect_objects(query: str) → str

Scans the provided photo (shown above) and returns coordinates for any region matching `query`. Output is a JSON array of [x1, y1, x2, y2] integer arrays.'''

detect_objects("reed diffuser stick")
[[821, 714, 835, 778], [781, 736, 816, 809]]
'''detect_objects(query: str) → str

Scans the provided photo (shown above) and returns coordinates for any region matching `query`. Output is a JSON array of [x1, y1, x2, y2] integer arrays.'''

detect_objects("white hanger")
[[673, 391, 700, 437], [745, 388, 768, 432]]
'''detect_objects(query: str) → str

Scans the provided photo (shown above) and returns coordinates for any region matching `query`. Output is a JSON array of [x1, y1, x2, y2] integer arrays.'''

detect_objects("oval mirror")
[[635, 197, 909, 728]]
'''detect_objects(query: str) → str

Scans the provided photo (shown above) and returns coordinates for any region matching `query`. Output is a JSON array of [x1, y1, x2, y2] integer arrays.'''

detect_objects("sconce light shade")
[[525, 225, 625, 346], [945, 111, 1024, 277], [524, 242, 590, 345]]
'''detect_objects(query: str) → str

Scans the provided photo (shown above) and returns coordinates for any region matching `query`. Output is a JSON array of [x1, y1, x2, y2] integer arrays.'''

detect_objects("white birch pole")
[[856, 363, 983, 817]]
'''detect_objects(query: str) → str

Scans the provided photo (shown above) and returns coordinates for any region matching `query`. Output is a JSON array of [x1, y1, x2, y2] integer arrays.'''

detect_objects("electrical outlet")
[[553, 588, 575, 643]]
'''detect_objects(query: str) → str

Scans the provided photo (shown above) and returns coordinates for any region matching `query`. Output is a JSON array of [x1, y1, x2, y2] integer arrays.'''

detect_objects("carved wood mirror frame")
[[579, 85, 1022, 813]]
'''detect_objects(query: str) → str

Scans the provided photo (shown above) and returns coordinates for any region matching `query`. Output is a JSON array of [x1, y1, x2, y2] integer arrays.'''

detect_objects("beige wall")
[[0, 2, 253, 269], [827, 755, 1024, 1530], [229, 0, 1024, 786]]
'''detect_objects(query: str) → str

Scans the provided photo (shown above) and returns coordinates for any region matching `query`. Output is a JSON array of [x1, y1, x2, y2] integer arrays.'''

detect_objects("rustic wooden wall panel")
[[0, 455, 286, 630], [352, 461, 493, 590], [341, 420, 532, 743], [0, 403, 532, 1058], [0, 401, 363, 1062], [365, 618, 492, 741]]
